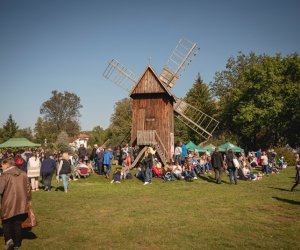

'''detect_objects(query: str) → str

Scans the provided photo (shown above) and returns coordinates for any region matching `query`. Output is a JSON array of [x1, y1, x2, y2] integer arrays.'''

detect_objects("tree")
[[2, 114, 19, 140], [175, 74, 217, 144], [15, 127, 33, 141], [109, 98, 132, 147], [38, 90, 82, 140], [55, 131, 72, 153], [86, 126, 109, 146], [210, 52, 300, 149]]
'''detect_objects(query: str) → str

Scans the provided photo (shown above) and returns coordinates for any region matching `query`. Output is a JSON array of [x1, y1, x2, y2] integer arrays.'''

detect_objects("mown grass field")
[[18, 166, 300, 250]]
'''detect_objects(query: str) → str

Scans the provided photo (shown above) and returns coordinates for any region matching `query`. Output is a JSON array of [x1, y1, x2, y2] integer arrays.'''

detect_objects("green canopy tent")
[[186, 141, 206, 153], [0, 138, 41, 148], [203, 143, 216, 153], [219, 142, 244, 153]]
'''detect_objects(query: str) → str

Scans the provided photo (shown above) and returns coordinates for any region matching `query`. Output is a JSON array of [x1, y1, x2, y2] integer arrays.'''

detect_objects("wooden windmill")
[[103, 38, 219, 167]]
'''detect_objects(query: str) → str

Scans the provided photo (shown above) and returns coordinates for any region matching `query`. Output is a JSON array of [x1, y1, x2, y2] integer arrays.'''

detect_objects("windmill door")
[[137, 108, 145, 131]]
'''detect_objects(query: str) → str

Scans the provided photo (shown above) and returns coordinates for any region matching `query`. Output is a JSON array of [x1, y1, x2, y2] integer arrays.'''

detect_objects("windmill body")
[[130, 66, 175, 163]]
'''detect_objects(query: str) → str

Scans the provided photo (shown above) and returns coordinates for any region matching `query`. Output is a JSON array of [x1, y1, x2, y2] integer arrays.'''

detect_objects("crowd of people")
[[0, 141, 299, 249]]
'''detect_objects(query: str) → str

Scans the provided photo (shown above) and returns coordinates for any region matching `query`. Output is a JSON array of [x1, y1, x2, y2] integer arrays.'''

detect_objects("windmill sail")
[[103, 59, 138, 92], [159, 38, 200, 88], [173, 97, 219, 140]]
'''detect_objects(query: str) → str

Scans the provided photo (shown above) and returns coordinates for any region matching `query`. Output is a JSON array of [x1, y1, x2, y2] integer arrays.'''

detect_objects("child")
[[257, 171, 263, 180], [111, 167, 121, 183]]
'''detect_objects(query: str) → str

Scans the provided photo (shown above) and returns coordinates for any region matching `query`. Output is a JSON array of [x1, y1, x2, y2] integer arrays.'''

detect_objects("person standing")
[[103, 148, 113, 178], [211, 147, 224, 184], [143, 150, 153, 185], [0, 157, 31, 249], [261, 151, 269, 176], [174, 143, 182, 165], [96, 147, 104, 175], [291, 154, 300, 192], [78, 144, 87, 162], [41, 153, 56, 191], [226, 149, 237, 185], [56, 153, 71, 193], [181, 142, 187, 165], [27, 152, 41, 192]]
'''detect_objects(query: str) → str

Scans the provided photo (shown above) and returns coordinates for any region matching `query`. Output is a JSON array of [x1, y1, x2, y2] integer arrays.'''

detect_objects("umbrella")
[[202, 144, 216, 153], [0, 138, 41, 148], [218, 142, 244, 153], [186, 141, 206, 152]]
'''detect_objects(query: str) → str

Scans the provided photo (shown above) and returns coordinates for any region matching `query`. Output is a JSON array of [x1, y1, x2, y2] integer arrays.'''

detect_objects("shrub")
[[274, 147, 296, 166]]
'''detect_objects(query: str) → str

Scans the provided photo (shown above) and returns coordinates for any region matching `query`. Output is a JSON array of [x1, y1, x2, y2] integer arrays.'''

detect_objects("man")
[[41, 153, 57, 191], [291, 154, 300, 192], [0, 157, 31, 249], [78, 144, 87, 162], [181, 142, 187, 165], [211, 147, 224, 184]]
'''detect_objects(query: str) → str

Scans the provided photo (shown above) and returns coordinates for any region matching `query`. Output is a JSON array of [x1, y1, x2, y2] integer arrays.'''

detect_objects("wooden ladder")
[[130, 146, 148, 169]]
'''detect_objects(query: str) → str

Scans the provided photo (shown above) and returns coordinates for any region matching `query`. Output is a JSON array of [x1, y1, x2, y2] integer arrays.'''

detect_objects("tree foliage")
[[84, 126, 108, 146], [175, 74, 217, 144], [55, 131, 72, 153], [2, 114, 19, 141], [210, 52, 300, 149], [36, 90, 82, 142], [108, 98, 132, 147]]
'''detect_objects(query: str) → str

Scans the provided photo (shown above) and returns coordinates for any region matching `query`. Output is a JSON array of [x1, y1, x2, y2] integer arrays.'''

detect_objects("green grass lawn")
[[19, 167, 300, 250]]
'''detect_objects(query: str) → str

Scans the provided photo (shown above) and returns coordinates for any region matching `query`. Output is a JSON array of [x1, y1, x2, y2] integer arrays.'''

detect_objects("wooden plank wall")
[[131, 95, 174, 161]]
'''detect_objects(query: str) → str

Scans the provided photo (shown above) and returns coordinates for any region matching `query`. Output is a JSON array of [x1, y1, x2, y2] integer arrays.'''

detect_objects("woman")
[[226, 149, 237, 185], [0, 157, 31, 249], [27, 152, 41, 191], [261, 151, 269, 176], [57, 152, 71, 193]]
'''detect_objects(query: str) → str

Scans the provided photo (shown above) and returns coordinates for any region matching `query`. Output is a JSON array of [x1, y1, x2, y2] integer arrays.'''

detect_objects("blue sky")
[[0, 0, 299, 131]]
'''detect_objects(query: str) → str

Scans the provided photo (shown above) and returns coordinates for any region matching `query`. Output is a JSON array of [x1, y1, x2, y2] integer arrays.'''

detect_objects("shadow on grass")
[[22, 228, 38, 240], [0, 227, 37, 240], [55, 186, 65, 192], [272, 196, 300, 205], [199, 175, 216, 183], [198, 175, 231, 185], [268, 187, 291, 192]]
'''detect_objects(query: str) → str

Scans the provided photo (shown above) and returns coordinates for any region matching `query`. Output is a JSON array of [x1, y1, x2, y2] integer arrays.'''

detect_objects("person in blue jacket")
[[103, 147, 113, 178]]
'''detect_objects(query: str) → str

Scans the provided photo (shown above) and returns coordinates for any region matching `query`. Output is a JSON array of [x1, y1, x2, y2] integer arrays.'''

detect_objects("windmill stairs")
[[130, 130, 168, 169]]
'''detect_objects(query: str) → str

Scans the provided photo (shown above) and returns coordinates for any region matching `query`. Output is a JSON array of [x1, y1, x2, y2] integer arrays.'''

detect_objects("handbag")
[[233, 158, 240, 169], [21, 203, 38, 229]]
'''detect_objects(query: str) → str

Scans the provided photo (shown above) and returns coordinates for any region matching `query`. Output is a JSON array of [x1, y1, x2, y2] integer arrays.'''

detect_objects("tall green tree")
[[109, 98, 132, 147], [15, 127, 33, 141], [38, 90, 82, 141], [210, 52, 300, 149], [2, 114, 19, 140], [55, 131, 72, 153], [175, 74, 217, 144], [84, 126, 108, 146]]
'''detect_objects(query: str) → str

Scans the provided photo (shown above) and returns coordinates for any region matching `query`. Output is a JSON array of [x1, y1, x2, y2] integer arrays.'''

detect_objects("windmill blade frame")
[[173, 97, 219, 140], [159, 38, 200, 88], [103, 59, 138, 93]]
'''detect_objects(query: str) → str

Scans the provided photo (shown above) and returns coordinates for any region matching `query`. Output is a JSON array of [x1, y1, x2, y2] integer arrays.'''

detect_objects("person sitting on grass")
[[111, 167, 121, 183], [152, 159, 162, 178], [172, 161, 183, 180], [162, 162, 174, 182], [241, 165, 257, 180], [77, 159, 90, 178], [182, 162, 197, 181], [191, 156, 201, 176]]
